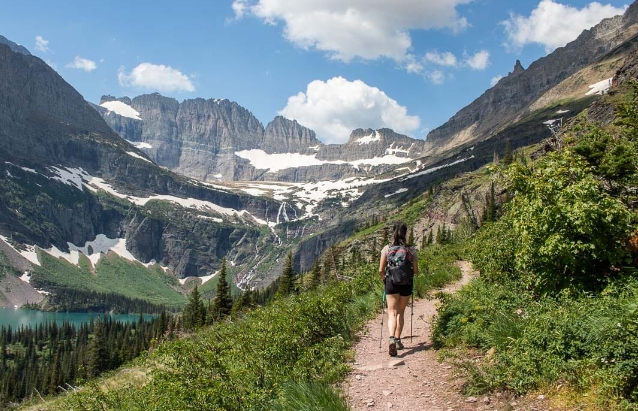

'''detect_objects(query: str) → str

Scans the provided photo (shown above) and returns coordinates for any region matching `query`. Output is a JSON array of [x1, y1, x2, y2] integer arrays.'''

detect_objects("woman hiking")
[[379, 221, 418, 357]]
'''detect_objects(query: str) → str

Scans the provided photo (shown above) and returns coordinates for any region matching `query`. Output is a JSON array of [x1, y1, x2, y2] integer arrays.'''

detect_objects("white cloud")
[[118, 63, 195, 92], [232, 0, 249, 18], [279, 76, 420, 144], [502, 0, 627, 53], [426, 70, 446, 85], [464, 50, 490, 70], [233, 0, 471, 63], [35, 36, 49, 53], [424, 51, 458, 67], [66, 56, 97, 72], [491, 75, 504, 86]]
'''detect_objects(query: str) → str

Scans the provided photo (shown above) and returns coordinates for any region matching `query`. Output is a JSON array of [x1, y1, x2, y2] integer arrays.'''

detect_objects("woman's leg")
[[386, 293, 399, 337], [394, 295, 410, 339]]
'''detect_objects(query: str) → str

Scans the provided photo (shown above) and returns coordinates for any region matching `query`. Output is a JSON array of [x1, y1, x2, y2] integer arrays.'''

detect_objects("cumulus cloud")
[[279, 77, 420, 144], [464, 50, 490, 70], [232, 0, 471, 63], [35, 36, 49, 53], [65, 56, 97, 72], [424, 51, 458, 67], [118, 63, 195, 92], [502, 0, 627, 53], [491, 75, 504, 86], [426, 70, 446, 85], [232, 0, 249, 18]]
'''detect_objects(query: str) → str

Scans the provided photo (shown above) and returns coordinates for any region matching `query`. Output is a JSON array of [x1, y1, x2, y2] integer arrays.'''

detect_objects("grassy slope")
[[32, 251, 186, 309]]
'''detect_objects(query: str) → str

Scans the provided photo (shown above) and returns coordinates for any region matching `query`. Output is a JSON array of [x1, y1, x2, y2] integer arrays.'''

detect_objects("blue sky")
[[0, 0, 629, 143]]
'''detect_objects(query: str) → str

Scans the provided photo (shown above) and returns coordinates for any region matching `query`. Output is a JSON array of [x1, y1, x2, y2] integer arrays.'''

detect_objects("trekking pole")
[[410, 292, 414, 344], [379, 291, 386, 349]]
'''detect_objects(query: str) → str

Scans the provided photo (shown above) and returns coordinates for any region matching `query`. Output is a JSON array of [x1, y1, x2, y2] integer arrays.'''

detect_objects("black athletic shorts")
[[384, 276, 413, 296]]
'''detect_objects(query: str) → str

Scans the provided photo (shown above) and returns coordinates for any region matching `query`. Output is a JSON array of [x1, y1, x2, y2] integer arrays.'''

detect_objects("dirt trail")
[[343, 261, 541, 411]]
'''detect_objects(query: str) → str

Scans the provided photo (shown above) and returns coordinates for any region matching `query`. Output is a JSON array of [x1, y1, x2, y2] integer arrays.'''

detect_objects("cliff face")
[[263, 116, 322, 154], [97, 97, 427, 183], [424, 3, 638, 155]]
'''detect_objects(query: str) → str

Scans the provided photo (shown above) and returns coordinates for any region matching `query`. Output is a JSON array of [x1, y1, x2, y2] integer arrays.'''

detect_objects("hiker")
[[379, 221, 418, 356]]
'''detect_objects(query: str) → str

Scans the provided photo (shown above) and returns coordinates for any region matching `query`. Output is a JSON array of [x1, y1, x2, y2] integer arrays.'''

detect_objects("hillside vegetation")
[[432, 80, 638, 410], [16, 245, 462, 410]]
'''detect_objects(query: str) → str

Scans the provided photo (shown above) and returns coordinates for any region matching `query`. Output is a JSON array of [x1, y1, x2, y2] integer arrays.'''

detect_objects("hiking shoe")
[[395, 338, 405, 350], [389, 337, 397, 357]]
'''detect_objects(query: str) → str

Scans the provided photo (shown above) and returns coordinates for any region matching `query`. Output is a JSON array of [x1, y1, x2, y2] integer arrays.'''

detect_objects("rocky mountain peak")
[[263, 116, 321, 154], [510, 59, 525, 76], [0, 35, 31, 56], [424, 3, 638, 156]]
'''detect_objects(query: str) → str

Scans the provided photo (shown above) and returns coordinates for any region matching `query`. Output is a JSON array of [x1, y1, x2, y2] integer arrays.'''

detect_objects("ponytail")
[[392, 221, 408, 246]]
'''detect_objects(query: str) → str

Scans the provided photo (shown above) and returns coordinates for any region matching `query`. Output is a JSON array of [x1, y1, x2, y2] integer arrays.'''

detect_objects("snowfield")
[[100, 100, 141, 120], [586, 78, 613, 96], [234, 149, 412, 173]]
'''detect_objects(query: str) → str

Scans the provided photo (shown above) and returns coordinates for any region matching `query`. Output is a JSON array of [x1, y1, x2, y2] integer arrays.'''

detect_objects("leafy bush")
[[434, 89, 638, 408], [505, 150, 634, 292], [433, 276, 638, 406]]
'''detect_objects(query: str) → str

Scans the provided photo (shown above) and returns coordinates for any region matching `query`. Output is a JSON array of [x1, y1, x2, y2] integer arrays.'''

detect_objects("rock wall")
[[425, 3, 638, 155]]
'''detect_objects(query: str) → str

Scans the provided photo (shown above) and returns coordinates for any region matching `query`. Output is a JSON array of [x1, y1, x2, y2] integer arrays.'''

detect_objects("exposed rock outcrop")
[[424, 3, 638, 156], [96, 97, 427, 183]]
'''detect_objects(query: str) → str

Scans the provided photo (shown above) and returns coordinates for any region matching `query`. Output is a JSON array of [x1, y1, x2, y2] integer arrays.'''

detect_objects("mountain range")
[[2, 1, 638, 307]]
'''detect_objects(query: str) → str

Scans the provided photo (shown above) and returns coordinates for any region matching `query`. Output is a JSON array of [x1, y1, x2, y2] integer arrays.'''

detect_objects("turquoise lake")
[[0, 308, 153, 329]]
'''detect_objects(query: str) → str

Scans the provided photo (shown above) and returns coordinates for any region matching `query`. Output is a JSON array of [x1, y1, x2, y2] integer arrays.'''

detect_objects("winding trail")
[[343, 261, 538, 411]]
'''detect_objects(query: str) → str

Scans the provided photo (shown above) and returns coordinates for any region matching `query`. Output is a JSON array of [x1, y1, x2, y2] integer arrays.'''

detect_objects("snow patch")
[[384, 188, 409, 198], [556, 109, 570, 114], [355, 131, 380, 145], [43, 235, 160, 269], [178, 271, 219, 285], [0, 235, 40, 266], [586, 78, 613, 96], [101, 100, 141, 120], [404, 156, 474, 180], [127, 140, 153, 149], [385, 142, 413, 156], [200, 272, 218, 285], [49, 166, 90, 191], [19, 271, 31, 283], [126, 151, 153, 163], [242, 188, 266, 196], [235, 149, 412, 173], [197, 215, 224, 223]]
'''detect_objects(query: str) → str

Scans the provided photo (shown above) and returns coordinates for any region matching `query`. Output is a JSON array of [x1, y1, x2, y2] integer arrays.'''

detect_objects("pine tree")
[[277, 252, 296, 297], [210, 259, 233, 321], [427, 230, 434, 245], [408, 227, 414, 245], [183, 285, 205, 330], [87, 318, 108, 378], [503, 140, 513, 165], [310, 259, 322, 289]]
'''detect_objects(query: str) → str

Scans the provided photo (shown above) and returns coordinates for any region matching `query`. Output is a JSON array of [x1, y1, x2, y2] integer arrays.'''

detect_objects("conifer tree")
[[408, 226, 414, 245], [277, 252, 296, 297], [503, 140, 513, 165], [87, 318, 108, 378], [427, 229, 434, 245], [310, 259, 322, 289], [210, 259, 233, 321], [183, 284, 205, 330]]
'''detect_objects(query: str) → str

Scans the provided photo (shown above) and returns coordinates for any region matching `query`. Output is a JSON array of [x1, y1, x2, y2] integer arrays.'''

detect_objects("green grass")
[[32, 251, 186, 309], [24, 244, 465, 411]]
